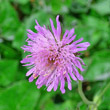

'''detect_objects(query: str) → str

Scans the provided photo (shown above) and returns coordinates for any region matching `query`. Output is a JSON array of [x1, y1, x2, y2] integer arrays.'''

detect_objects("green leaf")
[[63, 14, 79, 30], [10, 0, 29, 5], [84, 50, 110, 81], [35, 88, 57, 110], [76, 16, 109, 49], [0, 43, 18, 59], [44, 100, 73, 110], [76, 0, 90, 5], [45, 0, 72, 14], [35, 85, 87, 110], [0, 1, 20, 40], [70, 1, 88, 14], [12, 24, 26, 51], [98, 84, 110, 110], [19, 3, 32, 14], [0, 80, 40, 110], [91, 0, 110, 15], [0, 60, 18, 86], [92, 81, 110, 110], [25, 11, 54, 30], [75, 26, 97, 48], [82, 16, 108, 31]]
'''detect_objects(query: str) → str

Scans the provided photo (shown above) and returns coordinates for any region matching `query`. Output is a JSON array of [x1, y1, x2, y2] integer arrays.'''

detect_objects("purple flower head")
[[21, 15, 90, 93]]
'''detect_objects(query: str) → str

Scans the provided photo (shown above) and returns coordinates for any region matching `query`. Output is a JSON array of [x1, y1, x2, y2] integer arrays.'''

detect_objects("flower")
[[21, 15, 90, 93]]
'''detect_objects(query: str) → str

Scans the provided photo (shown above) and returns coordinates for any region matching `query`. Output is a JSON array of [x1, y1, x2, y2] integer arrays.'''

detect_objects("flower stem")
[[95, 82, 110, 104], [78, 80, 96, 105]]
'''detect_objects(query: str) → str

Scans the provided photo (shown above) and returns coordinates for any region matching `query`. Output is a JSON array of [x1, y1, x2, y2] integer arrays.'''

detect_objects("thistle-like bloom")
[[21, 15, 90, 93]]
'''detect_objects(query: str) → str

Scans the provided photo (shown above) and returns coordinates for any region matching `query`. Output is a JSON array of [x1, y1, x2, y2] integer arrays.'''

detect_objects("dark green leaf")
[[0, 80, 40, 110], [0, 1, 20, 40], [11, 0, 29, 5], [0, 60, 18, 86]]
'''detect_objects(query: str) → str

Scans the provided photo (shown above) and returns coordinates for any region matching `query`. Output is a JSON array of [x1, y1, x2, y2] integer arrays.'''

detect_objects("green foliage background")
[[0, 0, 110, 110]]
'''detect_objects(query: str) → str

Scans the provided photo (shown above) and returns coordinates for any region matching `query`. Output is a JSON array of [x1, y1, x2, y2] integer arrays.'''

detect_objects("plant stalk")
[[78, 80, 96, 107]]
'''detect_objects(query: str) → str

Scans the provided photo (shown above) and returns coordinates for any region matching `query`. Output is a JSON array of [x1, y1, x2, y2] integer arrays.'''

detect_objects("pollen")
[[33, 74, 38, 79]]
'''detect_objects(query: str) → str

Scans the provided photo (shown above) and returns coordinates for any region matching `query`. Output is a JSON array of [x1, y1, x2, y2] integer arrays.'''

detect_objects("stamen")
[[63, 71, 66, 75], [33, 73, 38, 79]]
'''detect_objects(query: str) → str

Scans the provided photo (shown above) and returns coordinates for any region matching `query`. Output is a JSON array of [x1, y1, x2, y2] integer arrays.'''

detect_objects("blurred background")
[[0, 0, 110, 110]]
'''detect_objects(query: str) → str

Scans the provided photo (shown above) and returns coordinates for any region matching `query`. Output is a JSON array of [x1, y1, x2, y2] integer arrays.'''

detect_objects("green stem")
[[78, 80, 96, 105], [96, 82, 110, 104]]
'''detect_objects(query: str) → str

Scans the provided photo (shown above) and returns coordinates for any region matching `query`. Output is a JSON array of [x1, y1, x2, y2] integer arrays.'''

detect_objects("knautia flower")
[[21, 15, 90, 93]]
